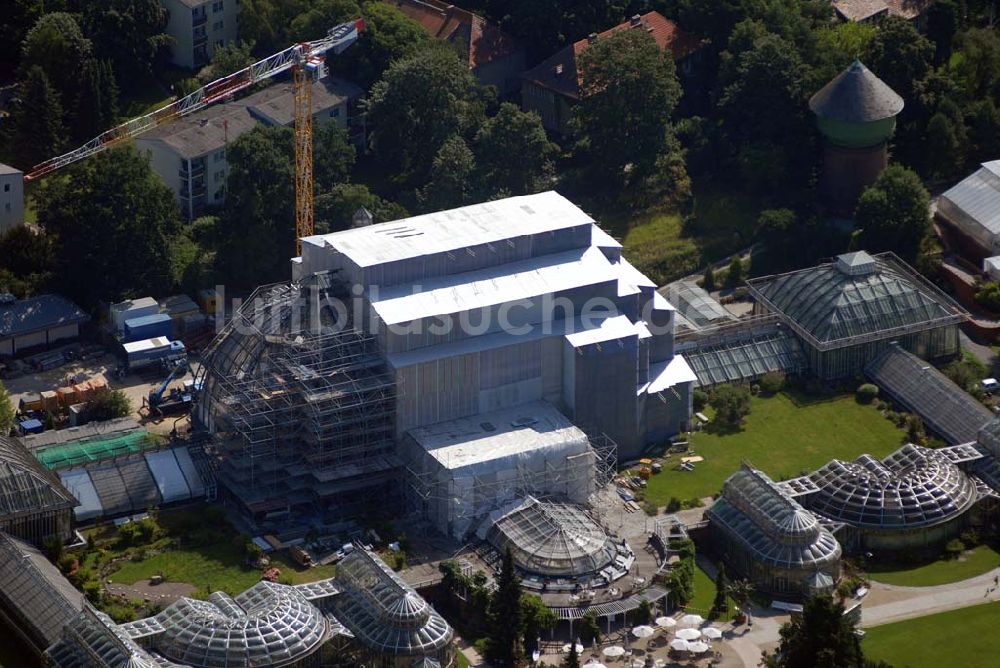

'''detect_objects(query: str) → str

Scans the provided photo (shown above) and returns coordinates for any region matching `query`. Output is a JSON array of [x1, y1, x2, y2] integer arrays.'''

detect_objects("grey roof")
[[805, 444, 979, 529], [0, 436, 77, 523], [662, 280, 736, 329], [682, 327, 806, 388], [939, 161, 1000, 239], [747, 252, 965, 350], [0, 294, 89, 339], [0, 162, 23, 176], [865, 345, 994, 445], [0, 531, 84, 649], [138, 77, 362, 159], [809, 60, 904, 123], [707, 466, 842, 570]]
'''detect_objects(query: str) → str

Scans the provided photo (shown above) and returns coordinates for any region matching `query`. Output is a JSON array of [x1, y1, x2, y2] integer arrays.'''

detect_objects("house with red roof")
[[389, 0, 526, 96], [520, 12, 705, 136]]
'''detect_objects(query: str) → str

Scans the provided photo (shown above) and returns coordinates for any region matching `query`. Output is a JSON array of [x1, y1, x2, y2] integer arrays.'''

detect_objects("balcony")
[[192, 12, 208, 27], [179, 164, 205, 180], [180, 183, 207, 199]]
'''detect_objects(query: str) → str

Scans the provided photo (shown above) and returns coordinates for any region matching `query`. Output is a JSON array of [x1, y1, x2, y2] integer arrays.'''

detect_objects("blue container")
[[123, 313, 172, 342]]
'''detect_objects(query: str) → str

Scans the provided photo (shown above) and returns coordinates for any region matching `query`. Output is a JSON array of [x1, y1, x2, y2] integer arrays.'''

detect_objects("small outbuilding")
[[938, 160, 1000, 260], [0, 294, 89, 357]]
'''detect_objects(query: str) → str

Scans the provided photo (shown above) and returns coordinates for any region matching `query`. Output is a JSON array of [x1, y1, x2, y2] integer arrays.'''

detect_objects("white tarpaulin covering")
[[406, 401, 596, 539], [172, 447, 205, 497], [59, 469, 103, 521], [145, 450, 192, 503]]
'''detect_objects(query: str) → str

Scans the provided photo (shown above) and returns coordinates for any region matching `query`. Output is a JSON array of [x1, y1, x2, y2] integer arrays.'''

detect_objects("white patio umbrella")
[[603, 646, 626, 658], [562, 643, 584, 653], [688, 641, 710, 654], [583, 662, 607, 668], [631, 625, 655, 639], [654, 616, 677, 629], [702, 626, 723, 640], [676, 628, 702, 641], [669, 638, 691, 652], [680, 613, 704, 627]]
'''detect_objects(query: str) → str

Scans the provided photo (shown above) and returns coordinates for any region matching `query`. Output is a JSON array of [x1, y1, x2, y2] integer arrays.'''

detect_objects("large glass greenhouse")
[[796, 444, 983, 552], [707, 467, 841, 600], [747, 251, 966, 379], [478, 496, 622, 578], [0, 435, 76, 545]]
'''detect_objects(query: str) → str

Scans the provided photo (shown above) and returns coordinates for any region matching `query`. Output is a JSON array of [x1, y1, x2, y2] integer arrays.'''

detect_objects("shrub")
[[702, 265, 716, 292], [975, 280, 1000, 312], [726, 256, 744, 288], [944, 538, 965, 559], [856, 383, 879, 404], [666, 497, 682, 513], [960, 529, 982, 548], [692, 389, 709, 412], [758, 371, 785, 395], [642, 501, 659, 516], [56, 553, 77, 574]]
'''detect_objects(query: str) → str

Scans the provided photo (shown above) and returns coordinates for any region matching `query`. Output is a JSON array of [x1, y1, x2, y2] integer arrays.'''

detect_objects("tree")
[[313, 122, 356, 191], [0, 225, 56, 295], [0, 0, 47, 76], [365, 45, 486, 184], [201, 41, 256, 82], [9, 66, 66, 171], [726, 256, 744, 288], [340, 1, 430, 87], [36, 145, 181, 307], [854, 165, 930, 263], [216, 125, 294, 289], [865, 17, 933, 101], [74, 59, 119, 141], [710, 384, 752, 429], [20, 13, 93, 107], [473, 103, 555, 198], [957, 28, 1000, 100], [0, 381, 14, 436], [575, 28, 682, 194], [764, 594, 865, 668], [725, 578, 755, 614], [315, 183, 407, 234], [924, 112, 963, 179], [485, 547, 523, 668], [702, 265, 716, 292], [417, 135, 477, 213], [926, 0, 958, 66], [635, 599, 652, 625], [756, 208, 798, 271], [562, 640, 581, 668], [578, 611, 601, 645], [712, 563, 729, 617], [81, 0, 171, 84], [521, 594, 556, 658], [289, 0, 361, 41], [966, 98, 1000, 165], [87, 389, 133, 422]]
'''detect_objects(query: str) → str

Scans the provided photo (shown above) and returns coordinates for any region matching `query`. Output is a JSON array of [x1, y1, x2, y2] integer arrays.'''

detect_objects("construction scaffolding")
[[197, 278, 399, 528]]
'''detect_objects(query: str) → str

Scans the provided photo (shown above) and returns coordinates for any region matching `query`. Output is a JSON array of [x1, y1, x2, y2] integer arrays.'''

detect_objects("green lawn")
[[645, 391, 904, 504], [110, 544, 337, 595], [622, 212, 701, 286], [867, 544, 1000, 587], [456, 651, 470, 668], [863, 603, 1000, 668]]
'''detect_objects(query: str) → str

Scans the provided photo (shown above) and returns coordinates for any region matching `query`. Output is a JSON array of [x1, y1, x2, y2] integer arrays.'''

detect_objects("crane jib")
[[25, 20, 364, 181]]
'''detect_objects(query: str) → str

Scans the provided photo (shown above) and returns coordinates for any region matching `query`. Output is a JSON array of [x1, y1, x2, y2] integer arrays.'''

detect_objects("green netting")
[[34, 430, 165, 470]]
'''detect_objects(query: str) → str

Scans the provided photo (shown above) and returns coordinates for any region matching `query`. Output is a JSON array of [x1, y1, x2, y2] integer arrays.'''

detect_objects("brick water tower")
[[809, 60, 904, 215]]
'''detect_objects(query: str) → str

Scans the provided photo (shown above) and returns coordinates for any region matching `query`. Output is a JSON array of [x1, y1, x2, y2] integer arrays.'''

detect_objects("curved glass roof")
[[747, 253, 963, 349], [707, 467, 841, 570], [149, 582, 327, 667], [331, 549, 453, 656], [484, 496, 618, 577], [0, 435, 76, 520], [806, 444, 978, 529]]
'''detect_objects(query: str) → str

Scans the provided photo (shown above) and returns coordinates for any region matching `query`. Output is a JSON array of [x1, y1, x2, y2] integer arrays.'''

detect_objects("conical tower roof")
[[809, 60, 903, 123]]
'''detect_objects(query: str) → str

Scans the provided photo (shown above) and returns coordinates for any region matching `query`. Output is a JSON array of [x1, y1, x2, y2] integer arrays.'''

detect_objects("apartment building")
[[0, 164, 24, 233], [136, 77, 363, 220], [160, 0, 241, 69]]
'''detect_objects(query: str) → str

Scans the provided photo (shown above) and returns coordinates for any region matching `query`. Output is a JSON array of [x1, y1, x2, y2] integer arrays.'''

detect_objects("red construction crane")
[[25, 20, 364, 251]]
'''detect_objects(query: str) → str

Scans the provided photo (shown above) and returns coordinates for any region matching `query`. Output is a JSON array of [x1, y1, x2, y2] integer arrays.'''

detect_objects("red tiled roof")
[[521, 12, 704, 100], [390, 0, 521, 69]]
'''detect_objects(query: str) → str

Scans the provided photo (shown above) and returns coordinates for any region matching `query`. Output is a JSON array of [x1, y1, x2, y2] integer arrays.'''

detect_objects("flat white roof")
[[564, 313, 642, 347], [408, 401, 587, 471], [122, 337, 172, 353], [371, 246, 617, 325], [941, 160, 1000, 236], [301, 191, 594, 268], [644, 355, 697, 394], [591, 226, 622, 249]]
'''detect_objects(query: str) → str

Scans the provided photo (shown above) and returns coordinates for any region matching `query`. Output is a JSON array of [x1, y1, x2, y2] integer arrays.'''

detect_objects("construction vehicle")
[[26, 21, 364, 250], [144, 361, 196, 417]]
